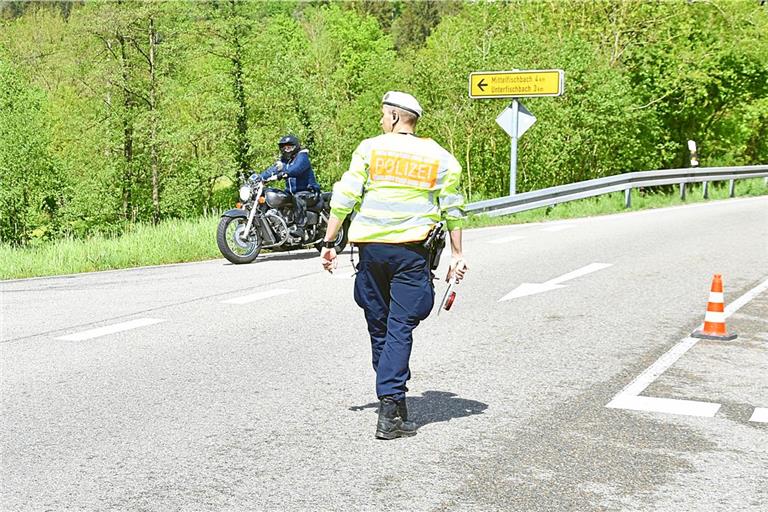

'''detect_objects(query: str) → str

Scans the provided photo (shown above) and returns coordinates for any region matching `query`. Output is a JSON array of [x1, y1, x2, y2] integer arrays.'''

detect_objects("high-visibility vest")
[[330, 133, 465, 244]]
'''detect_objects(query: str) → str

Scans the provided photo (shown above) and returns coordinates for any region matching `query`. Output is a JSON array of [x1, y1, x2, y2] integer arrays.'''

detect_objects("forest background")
[[1, 0, 767, 248]]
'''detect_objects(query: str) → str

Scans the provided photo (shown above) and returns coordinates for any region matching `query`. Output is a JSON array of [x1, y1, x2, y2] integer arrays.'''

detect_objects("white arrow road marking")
[[499, 262, 613, 301], [749, 408, 768, 423], [57, 318, 165, 341], [541, 225, 574, 232], [487, 235, 526, 245], [607, 276, 768, 419], [222, 289, 293, 305]]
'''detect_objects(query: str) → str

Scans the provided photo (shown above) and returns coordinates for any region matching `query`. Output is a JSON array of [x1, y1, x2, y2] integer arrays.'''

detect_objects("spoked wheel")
[[315, 217, 350, 253], [216, 216, 262, 264]]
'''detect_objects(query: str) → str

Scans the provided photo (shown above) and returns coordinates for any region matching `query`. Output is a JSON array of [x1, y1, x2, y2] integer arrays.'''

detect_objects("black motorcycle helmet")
[[278, 134, 300, 163]]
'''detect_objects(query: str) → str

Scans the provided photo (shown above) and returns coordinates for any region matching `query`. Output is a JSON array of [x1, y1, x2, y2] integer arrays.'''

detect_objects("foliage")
[[0, 0, 765, 248], [0, 59, 63, 245]]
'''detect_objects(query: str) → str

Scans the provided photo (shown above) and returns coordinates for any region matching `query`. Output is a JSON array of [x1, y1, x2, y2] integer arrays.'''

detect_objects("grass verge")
[[1, 178, 766, 280], [1, 216, 220, 280]]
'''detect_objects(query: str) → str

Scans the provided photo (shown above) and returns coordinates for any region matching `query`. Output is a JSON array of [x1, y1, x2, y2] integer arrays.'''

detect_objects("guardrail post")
[[680, 182, 686, 201], [729, 179, 736, 198], [703, 181, 709, 199], [624, 188, 631, 208]]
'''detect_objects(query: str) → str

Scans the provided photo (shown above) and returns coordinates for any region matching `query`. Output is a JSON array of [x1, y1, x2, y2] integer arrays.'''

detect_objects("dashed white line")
[[221, 289, 294, 304], [57, 318, 165, 341], [487, 235, 526, 245], [541, 225, 574, 232], [749, 408, 768, 423]]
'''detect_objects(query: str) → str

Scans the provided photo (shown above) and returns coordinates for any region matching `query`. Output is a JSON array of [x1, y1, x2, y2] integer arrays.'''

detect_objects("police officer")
[[320, 91, 468, 440], [260, 134, 319, 238]]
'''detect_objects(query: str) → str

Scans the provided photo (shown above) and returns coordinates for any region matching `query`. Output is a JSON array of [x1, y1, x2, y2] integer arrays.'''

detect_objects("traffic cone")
[[691, 274, 737, 341]]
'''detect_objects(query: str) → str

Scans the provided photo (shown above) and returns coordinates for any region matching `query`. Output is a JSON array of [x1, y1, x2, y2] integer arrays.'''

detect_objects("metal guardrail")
[[465, 165, 768, 217]]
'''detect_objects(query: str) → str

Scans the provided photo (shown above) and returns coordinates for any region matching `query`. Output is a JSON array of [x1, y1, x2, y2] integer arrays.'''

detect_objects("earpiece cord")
[[350, 243, 358, 276]]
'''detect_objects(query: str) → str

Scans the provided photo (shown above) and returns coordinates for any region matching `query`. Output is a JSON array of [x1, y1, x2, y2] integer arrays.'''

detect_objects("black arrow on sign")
[[477, 78, 488, 92]]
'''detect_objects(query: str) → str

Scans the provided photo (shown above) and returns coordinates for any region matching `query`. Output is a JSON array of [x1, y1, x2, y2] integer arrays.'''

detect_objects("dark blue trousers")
[[353, 243, 435, 401]]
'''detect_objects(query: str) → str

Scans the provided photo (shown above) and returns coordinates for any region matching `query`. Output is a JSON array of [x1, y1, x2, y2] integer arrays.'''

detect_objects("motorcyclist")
[[259, 134, 320, 238]]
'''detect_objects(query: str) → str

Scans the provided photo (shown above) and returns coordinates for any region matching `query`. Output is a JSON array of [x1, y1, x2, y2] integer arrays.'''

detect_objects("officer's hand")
[[320, 247, 337, 274], [446, 257, 468, 283]]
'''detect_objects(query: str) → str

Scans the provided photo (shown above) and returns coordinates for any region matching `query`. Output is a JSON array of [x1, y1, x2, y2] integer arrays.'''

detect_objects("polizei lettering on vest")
[[370, 150, 439, 189]]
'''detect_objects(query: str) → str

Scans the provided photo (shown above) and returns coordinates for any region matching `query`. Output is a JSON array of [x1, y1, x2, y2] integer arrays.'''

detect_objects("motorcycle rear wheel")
[[315, 217, 350, 253], [217, 216, 262, 264]]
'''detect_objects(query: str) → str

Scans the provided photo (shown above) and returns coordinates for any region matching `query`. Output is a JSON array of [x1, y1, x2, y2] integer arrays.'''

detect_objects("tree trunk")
[[118, 33, 134, 221], [230, 1, 250, 179], [232, 41, 249, 178], [149, 16, 160, 225]]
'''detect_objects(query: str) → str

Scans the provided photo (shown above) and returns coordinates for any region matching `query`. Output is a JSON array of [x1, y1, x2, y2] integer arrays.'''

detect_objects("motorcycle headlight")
[[239, 185, 252, 202]]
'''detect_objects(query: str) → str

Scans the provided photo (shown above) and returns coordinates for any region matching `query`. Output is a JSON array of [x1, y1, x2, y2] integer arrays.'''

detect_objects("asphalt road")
[[1, 196, 767, 511]]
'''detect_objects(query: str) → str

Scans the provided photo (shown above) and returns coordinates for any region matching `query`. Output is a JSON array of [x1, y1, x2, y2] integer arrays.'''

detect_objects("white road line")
[[749, 408, 768, 423], [725, 278, 768, 316], [57, 318, 165, 341], [606, 276, 768, 418], [488, 235, 526, 245], [607, 395, 721, 418], [614, 336, 701, 397], [541, 225, 574, 232], [221, 289, 294, 304]]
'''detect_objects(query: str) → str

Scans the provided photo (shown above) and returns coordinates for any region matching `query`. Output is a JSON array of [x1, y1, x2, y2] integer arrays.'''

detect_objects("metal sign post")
[[509, 99, 519, 196]]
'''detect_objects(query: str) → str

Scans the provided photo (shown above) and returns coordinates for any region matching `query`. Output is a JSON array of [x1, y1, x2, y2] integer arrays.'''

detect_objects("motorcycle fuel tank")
[[264, 188, 292, 208]]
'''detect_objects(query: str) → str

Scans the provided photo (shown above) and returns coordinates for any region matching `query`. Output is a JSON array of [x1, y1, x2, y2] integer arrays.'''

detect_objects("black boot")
[[396, 399, 409, 422], [375, 396, 417, 440]]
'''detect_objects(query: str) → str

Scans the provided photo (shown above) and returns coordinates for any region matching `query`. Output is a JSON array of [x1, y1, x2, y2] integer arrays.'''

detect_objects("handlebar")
[[248, 172, 282, 184]]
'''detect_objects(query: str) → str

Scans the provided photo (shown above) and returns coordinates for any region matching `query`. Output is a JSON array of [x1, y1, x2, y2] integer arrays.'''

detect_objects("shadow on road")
[[349, 390, 488, 427], [221, 250, 320, 265], [258, 250, 320, 262]]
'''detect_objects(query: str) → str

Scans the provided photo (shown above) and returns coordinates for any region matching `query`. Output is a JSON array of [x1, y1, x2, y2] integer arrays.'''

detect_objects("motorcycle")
[[216, 172, 350, 264]]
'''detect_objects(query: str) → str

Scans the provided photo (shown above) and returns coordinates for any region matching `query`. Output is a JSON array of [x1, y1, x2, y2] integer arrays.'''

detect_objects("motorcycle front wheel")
[[216, 216, 262, 264]]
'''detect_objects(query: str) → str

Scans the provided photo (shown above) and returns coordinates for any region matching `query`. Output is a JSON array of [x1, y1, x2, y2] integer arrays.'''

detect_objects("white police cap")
[[382, 91, 423, 118]]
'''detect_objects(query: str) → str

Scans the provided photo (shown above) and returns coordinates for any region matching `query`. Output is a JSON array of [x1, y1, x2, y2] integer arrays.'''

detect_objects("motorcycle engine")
[[264, 209, 289, 243]]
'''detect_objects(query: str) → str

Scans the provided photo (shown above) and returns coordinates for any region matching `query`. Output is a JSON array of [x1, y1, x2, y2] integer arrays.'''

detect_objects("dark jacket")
[[261, 149, 319, 194]]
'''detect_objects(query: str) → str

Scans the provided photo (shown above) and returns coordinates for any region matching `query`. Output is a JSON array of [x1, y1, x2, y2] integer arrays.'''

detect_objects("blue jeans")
[[353, 243, 435, 400]]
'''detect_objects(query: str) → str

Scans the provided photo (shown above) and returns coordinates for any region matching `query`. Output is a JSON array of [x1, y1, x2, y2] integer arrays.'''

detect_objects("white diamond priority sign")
[[496, 103, 536, 138]]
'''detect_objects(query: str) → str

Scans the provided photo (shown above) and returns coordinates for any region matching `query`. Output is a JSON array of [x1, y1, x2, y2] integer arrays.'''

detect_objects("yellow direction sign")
[[469, 69, 564, 99]]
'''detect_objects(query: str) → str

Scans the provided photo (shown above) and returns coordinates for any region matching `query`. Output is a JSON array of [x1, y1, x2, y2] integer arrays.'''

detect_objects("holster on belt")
[[422, 222, 447, 272]]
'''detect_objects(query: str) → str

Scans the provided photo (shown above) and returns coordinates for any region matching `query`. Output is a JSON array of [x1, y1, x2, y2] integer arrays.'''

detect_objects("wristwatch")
[[322, 240, 336, 249]]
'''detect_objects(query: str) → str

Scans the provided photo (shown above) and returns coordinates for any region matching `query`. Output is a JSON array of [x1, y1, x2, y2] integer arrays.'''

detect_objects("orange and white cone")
[[691, 274, 737, 341]]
